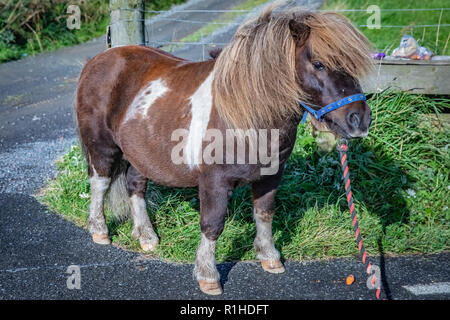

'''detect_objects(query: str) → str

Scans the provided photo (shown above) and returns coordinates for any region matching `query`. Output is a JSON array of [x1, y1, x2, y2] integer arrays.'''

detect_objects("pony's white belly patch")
[[185, 71, 214, 168], [124, 79, 169, 123]]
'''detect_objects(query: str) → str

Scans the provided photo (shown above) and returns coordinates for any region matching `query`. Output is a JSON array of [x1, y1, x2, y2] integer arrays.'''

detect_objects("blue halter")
[[299, 93, 366, 124]]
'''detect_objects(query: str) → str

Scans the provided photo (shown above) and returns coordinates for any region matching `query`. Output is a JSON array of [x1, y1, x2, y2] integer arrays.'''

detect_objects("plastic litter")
[[371, 52, 386, 60], [391, 34, 433, 60], [346, 274, 355, 285]]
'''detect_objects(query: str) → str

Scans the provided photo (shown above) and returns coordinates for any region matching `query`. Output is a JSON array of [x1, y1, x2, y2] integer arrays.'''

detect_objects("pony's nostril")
[[347, 112, 361, 128]]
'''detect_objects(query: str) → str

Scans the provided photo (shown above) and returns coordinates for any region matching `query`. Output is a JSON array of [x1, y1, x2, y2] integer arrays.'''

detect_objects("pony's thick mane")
[[213, 3, 373, 130]]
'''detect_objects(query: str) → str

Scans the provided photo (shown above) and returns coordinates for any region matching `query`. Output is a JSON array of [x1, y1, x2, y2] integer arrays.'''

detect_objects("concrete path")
[[0, 0, 449, 300]]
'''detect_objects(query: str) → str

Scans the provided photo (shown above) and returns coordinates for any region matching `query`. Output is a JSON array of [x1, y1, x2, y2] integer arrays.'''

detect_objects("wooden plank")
[[361, 56, 450, 94], [375, 57, 450, 65]]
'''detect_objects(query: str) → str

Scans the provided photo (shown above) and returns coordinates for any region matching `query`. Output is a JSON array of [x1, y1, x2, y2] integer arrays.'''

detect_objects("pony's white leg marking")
[[89, 168, 111, 245], [194, 233, 222, 295], [194, 234, 219, 282], [185, 71, 214, 168], [253, 208, 281, 261], [123, 79, 169, 123], [129, 194, 159, 252]]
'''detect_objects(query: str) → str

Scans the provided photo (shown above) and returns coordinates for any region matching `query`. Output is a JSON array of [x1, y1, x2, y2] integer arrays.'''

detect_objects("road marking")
[[403, 282, 450, 295]]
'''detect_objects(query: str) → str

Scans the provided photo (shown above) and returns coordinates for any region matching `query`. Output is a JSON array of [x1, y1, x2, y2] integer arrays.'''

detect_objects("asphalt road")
[[0, 0, 449, 300]]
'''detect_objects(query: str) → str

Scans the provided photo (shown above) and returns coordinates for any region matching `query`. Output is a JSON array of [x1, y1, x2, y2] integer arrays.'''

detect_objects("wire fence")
[[120, 7, 450, 13], [109, 6, 450, 59], [110, 18, 450, 28]]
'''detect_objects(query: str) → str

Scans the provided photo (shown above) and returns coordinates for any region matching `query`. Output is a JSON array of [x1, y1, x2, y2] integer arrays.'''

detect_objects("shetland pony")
[[75, 4, 373, 295]]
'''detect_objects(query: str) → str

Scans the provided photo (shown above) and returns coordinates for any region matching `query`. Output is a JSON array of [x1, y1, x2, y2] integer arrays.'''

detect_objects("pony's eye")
[[312, 61, 325, 71]]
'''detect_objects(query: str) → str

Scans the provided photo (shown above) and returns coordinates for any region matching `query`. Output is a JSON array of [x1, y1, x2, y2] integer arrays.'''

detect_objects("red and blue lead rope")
[[337, 140, 383, 300]]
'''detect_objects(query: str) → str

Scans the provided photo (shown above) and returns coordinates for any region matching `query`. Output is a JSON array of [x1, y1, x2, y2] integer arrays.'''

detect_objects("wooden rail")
[[361, 57, 450, 95]]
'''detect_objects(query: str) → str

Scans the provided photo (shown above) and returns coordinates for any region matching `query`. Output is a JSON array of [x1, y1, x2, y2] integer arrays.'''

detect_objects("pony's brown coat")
[[75, 3, 374, 295]]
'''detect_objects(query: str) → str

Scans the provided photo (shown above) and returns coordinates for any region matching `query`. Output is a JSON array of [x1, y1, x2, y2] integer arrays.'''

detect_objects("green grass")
[[0, 0, 186, 64], [322, 0, 450, 55], [40, 92, 450, 262], [180, 0, 270, 43], [162, 0, 450, 55], [2, 0, 448, 63], [0, 0, 110, 63]]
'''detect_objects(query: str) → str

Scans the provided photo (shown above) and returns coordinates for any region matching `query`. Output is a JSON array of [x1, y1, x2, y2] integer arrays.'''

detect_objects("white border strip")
[[403, 282, 450, 295]]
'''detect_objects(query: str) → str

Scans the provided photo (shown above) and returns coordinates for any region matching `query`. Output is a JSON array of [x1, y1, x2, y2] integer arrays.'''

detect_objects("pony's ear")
[[289, 19, 310, 47]]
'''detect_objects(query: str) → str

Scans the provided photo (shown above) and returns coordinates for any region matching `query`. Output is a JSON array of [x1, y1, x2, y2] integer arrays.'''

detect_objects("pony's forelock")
[[213, 3, 300, 130], [304, 12, 373, 80]]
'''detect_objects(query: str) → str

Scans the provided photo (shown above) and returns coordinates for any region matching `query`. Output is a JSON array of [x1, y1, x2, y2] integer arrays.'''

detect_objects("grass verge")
[[0, 0, 110, 63], [322, 0, 450, 55], [180, 0, 270, 43], [0, 0, 186, 64], [39, 91, 450, 262], [162, 0, 270, 52]]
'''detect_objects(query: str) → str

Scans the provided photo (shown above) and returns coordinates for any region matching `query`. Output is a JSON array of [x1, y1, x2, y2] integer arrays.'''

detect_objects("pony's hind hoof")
[[92, 233, 111, 245], [198, 280, 223, 295], [140, 239, 158, 252], [261, 259, 285, 274]]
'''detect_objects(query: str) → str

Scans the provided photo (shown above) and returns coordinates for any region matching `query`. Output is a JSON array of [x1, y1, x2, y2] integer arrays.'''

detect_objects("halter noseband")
[[299, 93, 366, 124]]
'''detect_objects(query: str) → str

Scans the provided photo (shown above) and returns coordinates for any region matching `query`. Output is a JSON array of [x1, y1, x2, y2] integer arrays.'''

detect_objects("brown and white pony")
[[75, 5, 373, 295]]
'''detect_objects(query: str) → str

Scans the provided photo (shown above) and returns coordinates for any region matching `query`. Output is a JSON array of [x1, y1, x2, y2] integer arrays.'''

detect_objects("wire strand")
[[116, 7, 450, 13]]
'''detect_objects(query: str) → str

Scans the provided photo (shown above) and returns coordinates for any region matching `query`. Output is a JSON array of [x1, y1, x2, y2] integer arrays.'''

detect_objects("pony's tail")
[[105, 160, 132, 222], [78, 139, 132, 221]]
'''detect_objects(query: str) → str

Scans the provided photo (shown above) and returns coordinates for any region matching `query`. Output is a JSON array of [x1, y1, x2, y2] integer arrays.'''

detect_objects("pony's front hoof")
[[261, 259, 285, 274], [198, 280, 223, 295], [92, 233, 111, 245], [139, 238, 158, 252]]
